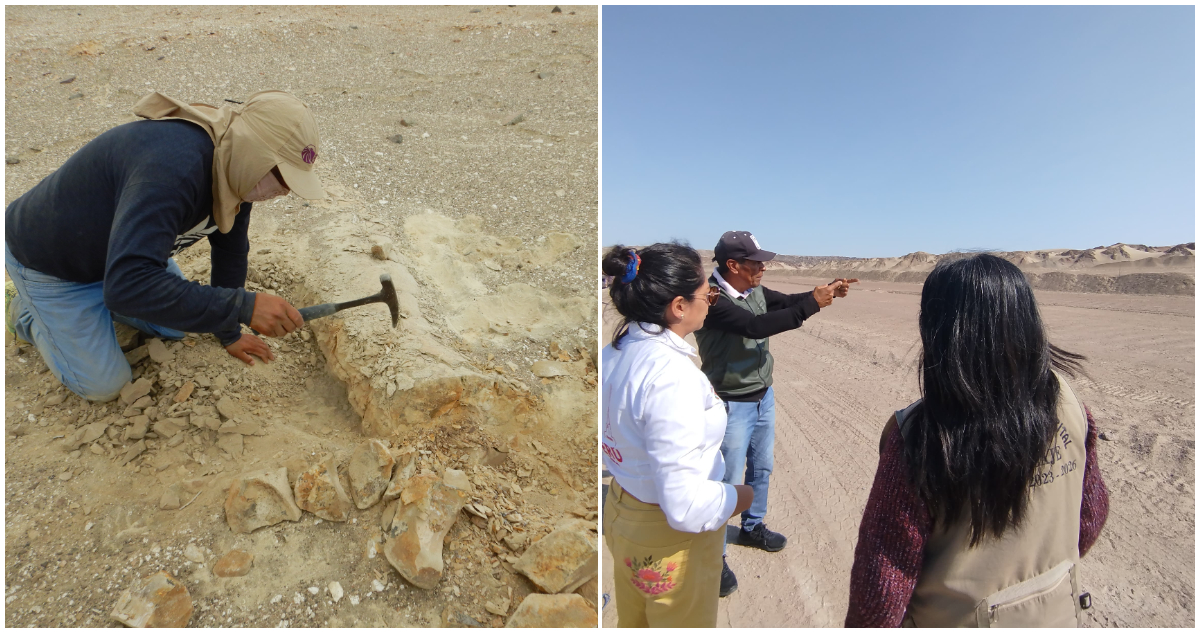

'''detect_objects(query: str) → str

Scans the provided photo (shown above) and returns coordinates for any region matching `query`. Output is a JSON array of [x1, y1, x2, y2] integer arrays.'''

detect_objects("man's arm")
[[208, 202, 254, 347], [103, 183, 255, 337], [702, 292, 820, 340], [762, 285, 813, 310]]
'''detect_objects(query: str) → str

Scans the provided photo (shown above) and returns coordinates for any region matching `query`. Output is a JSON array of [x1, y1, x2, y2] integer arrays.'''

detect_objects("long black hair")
[[904, 254, 1086, 546], [602, 243, 705, 349]]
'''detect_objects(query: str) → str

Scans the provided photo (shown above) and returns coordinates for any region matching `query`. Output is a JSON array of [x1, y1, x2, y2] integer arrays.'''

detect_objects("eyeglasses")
[[694, 285, 720, 306]]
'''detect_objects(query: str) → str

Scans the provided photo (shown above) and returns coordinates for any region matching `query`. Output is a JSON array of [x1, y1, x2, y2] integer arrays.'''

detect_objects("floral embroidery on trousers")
[[626, 555, 680, 595]]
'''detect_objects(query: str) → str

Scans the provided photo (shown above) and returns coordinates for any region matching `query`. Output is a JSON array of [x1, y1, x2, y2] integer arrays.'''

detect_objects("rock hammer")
[[298, 274, 400, 327]]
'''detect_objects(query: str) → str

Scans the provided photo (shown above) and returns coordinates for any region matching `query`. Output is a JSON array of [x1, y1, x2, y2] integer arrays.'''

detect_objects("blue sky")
[[602, 6, 1195, 258]]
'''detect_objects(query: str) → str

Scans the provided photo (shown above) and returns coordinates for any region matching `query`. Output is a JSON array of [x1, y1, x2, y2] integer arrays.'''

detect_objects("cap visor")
[[276, 162, 326, 200], [746, 250, 777, 261]]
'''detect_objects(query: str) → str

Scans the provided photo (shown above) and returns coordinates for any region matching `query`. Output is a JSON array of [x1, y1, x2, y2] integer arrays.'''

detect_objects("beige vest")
[[898, 372, 1088, 627]]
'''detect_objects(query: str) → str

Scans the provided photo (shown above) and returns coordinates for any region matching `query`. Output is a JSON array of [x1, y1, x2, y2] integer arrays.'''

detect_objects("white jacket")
[[602, 322, 738, 533]]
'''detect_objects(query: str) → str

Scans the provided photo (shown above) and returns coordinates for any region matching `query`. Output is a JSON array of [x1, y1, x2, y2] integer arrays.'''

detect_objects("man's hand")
[[832, 278, 859, 298], [250, 293, 303, 337], [733, 484, 755, 516], [813, 278, 859, 306], [225, 332, 274, 366]]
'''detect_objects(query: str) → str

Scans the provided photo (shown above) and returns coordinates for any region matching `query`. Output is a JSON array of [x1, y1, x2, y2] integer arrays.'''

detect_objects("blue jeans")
[[5, 244, 186, 402], [720, 386, 776, 550]]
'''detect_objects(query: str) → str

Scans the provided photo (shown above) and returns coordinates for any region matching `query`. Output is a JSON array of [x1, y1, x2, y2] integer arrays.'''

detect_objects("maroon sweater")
[[845, 406, 1110, 627]]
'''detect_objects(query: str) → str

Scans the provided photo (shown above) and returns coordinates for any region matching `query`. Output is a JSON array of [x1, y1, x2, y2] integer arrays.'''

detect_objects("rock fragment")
[[215, 396, 248, 422], [173, 381, 195, 403], [513, 519, 598, 594], [224, 468, 302, 533], [68, 422, 109, 450], [442, 468, 472, 493], [152, 418, 186, 438], [190, 416, 221, 431], [124, 345, 150, 366], [348, 439, 395, 509], [383, 450, 417, 501], [328, 581, 343, 603], [503, 532, 529, 552], [159, 485, 182, 510], [485, 595, 511, 616], [293, 458, 354, 522], [110, 571, 194, 628], [119, 378, 153, 406], [119, 440, 147, 466], [213, 550, 254, 577], [184, 543, 206, 563], [382, 473, 468, 589], [531, 360, 570, 378], [216, 433, 243, 457], [369, 235, 393, 261], [505, 593, 596, 628], [123, 415, 150, 441], [146, 338, 173, 364], [115, 323, 140, 351]]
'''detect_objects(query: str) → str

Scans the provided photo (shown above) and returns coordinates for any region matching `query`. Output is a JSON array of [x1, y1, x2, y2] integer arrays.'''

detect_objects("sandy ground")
[[601, 274, 1194, 627], [6, 5, 598, 628]]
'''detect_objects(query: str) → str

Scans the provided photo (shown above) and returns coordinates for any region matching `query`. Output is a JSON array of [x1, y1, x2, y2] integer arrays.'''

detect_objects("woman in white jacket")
[[601, 243, 753, 627]]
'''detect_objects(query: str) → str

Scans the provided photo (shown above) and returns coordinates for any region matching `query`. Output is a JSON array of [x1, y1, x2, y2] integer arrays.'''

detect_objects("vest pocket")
[[974, 560, 1080, 628]]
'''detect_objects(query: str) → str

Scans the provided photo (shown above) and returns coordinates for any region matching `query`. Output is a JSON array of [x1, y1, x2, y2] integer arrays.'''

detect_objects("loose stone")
[[110, 571, 194, 628], [513, 519, 598, 594], [505, 593, 596, 628], [213, 550, 254, 577], [293, 457, 354, 522], [224, 468, 302, 533], [383, 473, 468, 589], [348, 439, 395, 509]]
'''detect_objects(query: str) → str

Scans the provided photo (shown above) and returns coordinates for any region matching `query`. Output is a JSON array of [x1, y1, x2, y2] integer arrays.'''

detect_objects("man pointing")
[[694, 230, 855, 597]]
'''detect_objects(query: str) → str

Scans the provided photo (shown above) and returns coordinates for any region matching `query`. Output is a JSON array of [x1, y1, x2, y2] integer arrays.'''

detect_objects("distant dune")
[[756, 243, 1195, 296], [604, 243, 1194, 295]]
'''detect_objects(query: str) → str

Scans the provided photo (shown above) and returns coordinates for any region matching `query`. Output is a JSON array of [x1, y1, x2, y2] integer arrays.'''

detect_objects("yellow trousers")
[[604, 481, 725, 628]]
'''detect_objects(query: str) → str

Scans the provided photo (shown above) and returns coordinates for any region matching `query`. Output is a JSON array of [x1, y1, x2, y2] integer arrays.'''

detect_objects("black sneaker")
[[736, 523, 787, 552], [719, 556, 738, 597]]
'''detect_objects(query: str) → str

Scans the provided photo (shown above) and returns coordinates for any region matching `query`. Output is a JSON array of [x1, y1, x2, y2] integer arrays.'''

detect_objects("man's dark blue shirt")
[[5, 118, 255, 346]]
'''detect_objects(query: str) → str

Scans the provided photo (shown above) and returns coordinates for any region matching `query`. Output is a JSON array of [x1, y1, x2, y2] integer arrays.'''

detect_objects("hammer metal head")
[[379, 274, 399, 328]]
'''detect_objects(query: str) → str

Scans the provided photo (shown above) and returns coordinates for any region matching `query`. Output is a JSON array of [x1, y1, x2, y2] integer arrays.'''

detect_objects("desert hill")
[[765, 243, 1195, 295], [611, 243, 1195, 296]]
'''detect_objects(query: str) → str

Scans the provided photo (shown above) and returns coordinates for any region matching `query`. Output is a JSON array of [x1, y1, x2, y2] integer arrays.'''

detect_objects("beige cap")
[[133, 89, 326, 233], [238, 90, 325, 200]]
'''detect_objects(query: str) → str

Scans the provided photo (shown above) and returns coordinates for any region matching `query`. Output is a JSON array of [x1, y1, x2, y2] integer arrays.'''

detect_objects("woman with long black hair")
[[846, 253, 1109, 627], [601, 243, 753, 627]]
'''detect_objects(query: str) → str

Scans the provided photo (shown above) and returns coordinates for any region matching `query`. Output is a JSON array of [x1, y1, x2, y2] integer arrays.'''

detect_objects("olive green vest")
[[694, 275, 773, 398]]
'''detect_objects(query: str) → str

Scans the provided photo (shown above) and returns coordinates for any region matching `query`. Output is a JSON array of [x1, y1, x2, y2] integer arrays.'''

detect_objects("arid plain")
[[602, 258, 1194, 627]]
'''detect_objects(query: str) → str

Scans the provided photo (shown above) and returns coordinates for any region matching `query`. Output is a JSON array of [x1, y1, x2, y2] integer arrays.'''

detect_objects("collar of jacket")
[[712, 269, 752, 300], [626, 322, 698, 358]]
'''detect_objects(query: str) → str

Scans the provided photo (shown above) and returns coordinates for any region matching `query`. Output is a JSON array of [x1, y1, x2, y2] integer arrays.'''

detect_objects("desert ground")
[[6, 5, 598, 628], [601, 271, 1194, 627]]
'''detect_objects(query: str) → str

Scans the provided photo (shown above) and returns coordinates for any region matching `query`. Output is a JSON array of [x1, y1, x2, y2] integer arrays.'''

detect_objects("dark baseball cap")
[[714, 231, 776, 264]]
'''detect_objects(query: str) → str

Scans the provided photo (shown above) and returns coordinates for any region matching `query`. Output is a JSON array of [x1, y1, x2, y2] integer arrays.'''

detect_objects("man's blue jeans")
[[6, 244, 186, 402], [720, 386, 776, 550]]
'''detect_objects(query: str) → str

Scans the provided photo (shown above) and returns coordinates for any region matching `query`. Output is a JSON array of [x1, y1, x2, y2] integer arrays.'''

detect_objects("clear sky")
[[602, 6, 1195, 258]]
